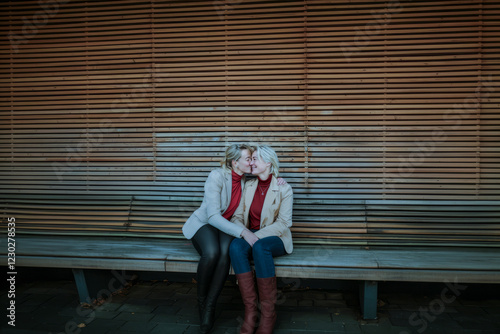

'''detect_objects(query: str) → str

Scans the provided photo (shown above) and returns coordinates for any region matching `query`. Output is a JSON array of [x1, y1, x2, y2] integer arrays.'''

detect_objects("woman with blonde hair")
[[229, 145, 293, 334], [183, 143, 253, 334]]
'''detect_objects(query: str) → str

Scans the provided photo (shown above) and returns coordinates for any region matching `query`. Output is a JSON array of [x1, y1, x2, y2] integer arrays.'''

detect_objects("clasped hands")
[[241, 229, 259, 246]]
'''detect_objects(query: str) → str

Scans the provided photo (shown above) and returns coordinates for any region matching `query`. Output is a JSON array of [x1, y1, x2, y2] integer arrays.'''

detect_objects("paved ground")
[[1, 271, 499, 334]]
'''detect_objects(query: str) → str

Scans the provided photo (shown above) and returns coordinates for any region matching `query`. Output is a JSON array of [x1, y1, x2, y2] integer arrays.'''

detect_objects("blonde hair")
[[221, 143, 254, 171], [254, 145, 280, 177]]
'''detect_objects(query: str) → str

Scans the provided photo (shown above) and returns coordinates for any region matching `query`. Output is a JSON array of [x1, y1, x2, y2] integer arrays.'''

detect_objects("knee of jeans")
[[229, 239, 240, 257], [252, 240, 268, 258], [230, 239, 249, 257]]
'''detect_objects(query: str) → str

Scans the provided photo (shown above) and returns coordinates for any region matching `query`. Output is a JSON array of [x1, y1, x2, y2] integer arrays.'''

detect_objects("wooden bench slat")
[[274, 267, 500, 284], [16, 256, 167, 272], [273, 246, 500, 271], [365, 200, 500, 205], [4, 236, 499, 278], [9, 235, 188, 260]]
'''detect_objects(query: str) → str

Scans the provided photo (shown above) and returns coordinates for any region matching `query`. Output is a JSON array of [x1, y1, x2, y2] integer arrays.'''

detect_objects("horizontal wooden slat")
[[1, 235, 499, 283]]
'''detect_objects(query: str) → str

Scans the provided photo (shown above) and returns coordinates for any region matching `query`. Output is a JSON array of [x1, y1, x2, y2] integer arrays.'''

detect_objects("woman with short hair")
[[229, 145, 294, 334]]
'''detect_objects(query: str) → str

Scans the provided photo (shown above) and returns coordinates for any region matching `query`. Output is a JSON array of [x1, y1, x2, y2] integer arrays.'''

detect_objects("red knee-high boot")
[[236, 272, 259, 334], [255, 276, 277, 334]]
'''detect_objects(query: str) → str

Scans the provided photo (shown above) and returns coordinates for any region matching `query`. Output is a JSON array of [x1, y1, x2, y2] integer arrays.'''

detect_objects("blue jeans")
[[229, 235, 286, 278]]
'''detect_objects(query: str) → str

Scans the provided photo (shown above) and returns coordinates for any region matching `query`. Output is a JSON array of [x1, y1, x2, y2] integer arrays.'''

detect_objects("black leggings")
[[192, 224, 234, 302]]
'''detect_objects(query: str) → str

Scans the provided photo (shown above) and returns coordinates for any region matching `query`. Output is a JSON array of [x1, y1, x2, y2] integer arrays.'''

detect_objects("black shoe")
[[197, 295, 206, 321], [200, 303, 215, 334]]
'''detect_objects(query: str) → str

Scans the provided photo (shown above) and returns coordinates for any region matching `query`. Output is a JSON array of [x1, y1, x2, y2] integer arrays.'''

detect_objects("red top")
[[222, 171, 243, 220], [249, 176, 272, 230]]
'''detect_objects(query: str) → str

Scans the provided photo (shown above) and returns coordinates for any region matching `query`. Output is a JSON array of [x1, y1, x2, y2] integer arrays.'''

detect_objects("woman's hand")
[[276, 177, 287, 186], [241, 229, 259, 247]]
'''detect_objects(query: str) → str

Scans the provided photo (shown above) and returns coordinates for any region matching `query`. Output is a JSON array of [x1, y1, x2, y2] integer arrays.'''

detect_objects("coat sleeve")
[[254, 184, 293, 239], [205, 170, 245, 238], [229, 193, 247, 233]]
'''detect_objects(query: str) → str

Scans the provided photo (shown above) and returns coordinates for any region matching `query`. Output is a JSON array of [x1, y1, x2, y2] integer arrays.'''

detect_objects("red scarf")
[[249, 176, 272, 230], [222, 171, 243, 220]]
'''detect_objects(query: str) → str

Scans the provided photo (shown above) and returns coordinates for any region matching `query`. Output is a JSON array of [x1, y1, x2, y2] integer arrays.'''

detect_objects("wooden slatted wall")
[[1, 0, 499, 246]]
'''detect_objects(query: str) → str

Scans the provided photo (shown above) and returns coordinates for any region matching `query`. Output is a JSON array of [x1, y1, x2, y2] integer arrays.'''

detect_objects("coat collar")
[[262, 176, 279, 208]]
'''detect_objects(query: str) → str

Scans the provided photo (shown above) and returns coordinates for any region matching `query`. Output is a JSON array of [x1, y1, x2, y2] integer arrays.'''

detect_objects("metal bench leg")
[[359, 280, 378, 320], [72, 269, 131, 304], [72, 269, 92, 303]]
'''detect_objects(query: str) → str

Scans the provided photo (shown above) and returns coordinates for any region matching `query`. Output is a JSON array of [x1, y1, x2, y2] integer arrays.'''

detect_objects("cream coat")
[[182, 168, 246, 239], [231, 176, 294, 254]]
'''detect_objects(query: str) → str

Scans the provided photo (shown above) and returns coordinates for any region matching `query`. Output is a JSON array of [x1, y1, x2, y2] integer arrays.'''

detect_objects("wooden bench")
[[2, 196, 499, 319], [2, 234, 499, 320]]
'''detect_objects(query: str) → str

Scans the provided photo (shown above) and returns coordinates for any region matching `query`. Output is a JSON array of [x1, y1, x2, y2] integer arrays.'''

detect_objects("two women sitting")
[[183, 143, 293, 334]]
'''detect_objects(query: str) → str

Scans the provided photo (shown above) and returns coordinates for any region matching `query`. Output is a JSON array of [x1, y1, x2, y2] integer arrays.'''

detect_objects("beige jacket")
[[231, 176, 294, 254], [182, 168, 246, 239]]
